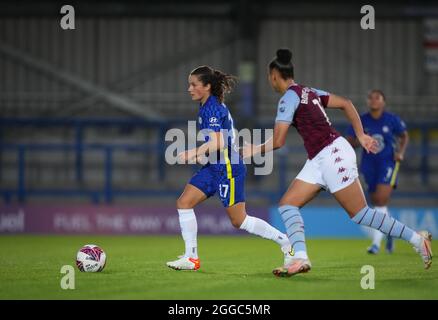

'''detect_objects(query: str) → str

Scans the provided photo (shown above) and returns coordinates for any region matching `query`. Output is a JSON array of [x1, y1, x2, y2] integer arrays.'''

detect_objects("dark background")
[[0, 0, 437, 206]]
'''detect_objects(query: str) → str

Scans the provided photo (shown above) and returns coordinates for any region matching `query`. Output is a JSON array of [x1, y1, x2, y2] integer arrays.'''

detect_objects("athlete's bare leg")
[[226, 202, 292, 259], [272, 179, 321, 277], [333, 179, 432, 269], [332, 179, 367, 218], [167, 184, 207, 270], [279, 179, 321, 208], [176, 184, 207, 209]]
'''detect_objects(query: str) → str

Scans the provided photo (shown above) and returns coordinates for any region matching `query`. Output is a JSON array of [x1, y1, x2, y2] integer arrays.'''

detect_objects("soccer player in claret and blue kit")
[[346, 89, 409, 255], [242, 49, 432, 277], [166, 66, 294, 271]]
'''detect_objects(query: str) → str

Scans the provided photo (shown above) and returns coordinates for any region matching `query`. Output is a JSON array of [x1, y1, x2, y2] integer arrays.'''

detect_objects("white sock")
[[239, 215, 291, 251], [294, 251, 309, 259], [372, 229, 385, 247], [410, 232, 423, 249], [178, 209, 198, 259]]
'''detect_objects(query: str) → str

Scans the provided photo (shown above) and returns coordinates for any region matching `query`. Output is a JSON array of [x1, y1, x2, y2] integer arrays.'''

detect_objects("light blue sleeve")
[[311, 88, 329, 97], [275, 90, 300, 123], [311, 87, 330, 107]]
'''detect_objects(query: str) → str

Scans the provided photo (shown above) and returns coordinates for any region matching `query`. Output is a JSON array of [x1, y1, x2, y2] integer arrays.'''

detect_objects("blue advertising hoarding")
[[269, 206, 438, 238]]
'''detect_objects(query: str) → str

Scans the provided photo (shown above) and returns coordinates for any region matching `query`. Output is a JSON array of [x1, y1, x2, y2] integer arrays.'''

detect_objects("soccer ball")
[[76, 244, 107, 272]]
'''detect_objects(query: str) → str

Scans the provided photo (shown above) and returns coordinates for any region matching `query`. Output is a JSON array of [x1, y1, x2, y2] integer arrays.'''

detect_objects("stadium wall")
[[1, 17, 436, 118]]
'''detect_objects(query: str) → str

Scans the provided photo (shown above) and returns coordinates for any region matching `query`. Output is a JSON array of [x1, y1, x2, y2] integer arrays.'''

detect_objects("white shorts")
[[296, 136, 359, 193]]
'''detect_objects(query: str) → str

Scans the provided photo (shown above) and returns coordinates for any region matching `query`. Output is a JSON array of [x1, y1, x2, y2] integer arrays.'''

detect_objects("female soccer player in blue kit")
[[243, 49, 431, 277], [346, 90, 409, 254], [166, 66, 293, 271]]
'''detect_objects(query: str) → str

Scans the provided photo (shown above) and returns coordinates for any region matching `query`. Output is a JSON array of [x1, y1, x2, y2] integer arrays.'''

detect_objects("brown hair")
[[190, 66, 237, 102]]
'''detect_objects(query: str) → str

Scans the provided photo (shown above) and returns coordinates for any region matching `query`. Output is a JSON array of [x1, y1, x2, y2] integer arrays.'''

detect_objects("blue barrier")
[[1, 117, 437, 203], [269, 206, 438, 238]]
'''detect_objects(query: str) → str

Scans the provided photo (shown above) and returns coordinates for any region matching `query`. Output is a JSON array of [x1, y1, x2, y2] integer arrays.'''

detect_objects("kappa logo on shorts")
[[334, 157, 343, 163], [342, 176, 349, 183], [338, 167, 346, 174], [331, 147, 340, 154]]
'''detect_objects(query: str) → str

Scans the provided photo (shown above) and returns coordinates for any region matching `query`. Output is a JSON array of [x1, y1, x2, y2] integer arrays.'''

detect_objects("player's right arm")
[[345, 124, 361, 148], [242, 90, 298, 158], [326, 94, 378, 154], [242, 122, 289, 158], [346, 135, 360, 148], [393, 115, 409, 162]]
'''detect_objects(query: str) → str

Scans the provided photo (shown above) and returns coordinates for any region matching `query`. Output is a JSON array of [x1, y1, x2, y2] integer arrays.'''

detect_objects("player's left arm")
[[196, 131, 225, 160], [394, 117, 409, 161], [326, 94, 378, 154], [182, 131, 224, 163], [394, 131, 409, 161]]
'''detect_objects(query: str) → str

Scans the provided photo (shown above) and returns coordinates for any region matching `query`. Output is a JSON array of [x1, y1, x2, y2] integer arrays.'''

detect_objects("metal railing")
[[1, 117, 437, 204]]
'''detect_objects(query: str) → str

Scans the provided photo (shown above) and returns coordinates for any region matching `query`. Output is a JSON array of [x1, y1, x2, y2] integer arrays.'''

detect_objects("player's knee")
[[371, 195, 388, 207], [374, 199, 386, 207], [176, 197, 193, 209], [279, 198, 300, 208], [230, 217, 243, 228]]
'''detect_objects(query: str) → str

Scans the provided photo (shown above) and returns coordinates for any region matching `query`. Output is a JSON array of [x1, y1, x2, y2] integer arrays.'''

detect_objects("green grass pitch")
[[1, 235, 437, 299]]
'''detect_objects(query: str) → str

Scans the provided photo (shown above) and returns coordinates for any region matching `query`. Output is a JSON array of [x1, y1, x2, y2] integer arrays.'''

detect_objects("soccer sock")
[[177, 209, 198, 259], [352, 206, 422, 248], [362, 206, 388, 247], [278, 205, 308, 259], [371, 206, 388, 247], [239, 215, 291, 252], [371, 227, 385, 247]]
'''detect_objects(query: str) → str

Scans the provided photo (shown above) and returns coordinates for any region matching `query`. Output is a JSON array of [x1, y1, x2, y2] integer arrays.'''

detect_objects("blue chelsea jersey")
[[197, 95, 245, 175], [346, 111, 407, 161]]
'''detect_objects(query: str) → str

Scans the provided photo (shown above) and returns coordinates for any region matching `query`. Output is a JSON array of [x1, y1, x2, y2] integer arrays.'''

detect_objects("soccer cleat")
[[166, 256, 200, 271], [367, 244, 380, 255], [272, 258, 312, 277], [385, 235, 394, 254], [416, 231, 433, 269], [283, 248, 295, 266]]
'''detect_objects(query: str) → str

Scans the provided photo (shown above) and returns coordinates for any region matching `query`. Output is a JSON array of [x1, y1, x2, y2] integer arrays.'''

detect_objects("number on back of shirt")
[[312, 98, 331, 125]]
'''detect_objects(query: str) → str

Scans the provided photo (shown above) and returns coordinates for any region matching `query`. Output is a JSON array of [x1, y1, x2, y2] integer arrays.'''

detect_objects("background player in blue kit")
[[166, 66, 292, 271], [346, 89, 409, 254]]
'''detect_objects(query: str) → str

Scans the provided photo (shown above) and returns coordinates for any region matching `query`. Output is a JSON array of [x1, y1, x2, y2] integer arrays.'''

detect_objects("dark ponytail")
[[269, 48, 294, 79], [190, 66, 237, 103]]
